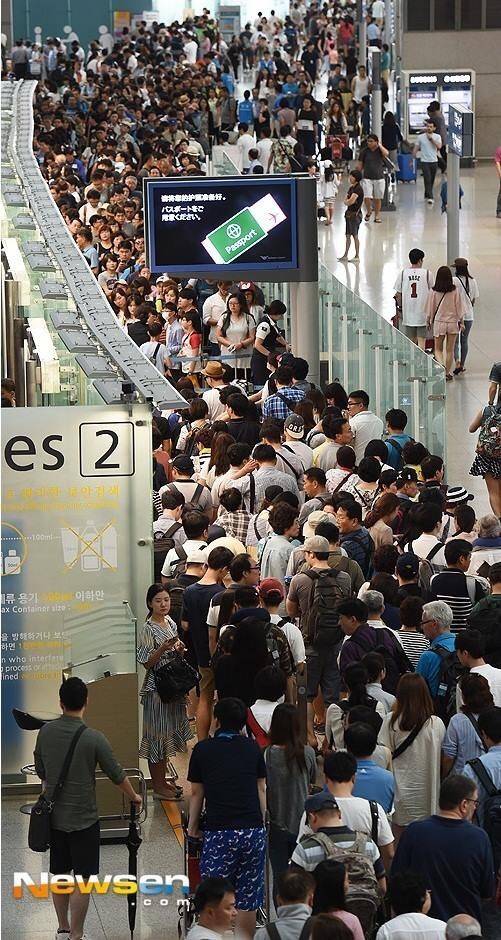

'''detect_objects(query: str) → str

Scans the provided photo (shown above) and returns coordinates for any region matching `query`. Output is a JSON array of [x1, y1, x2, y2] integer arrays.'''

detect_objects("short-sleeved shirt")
[[442, 711, 486, 775], [287, 567, 352, 635], [82, 244, 99, 269], [298, 795, 394, 846], [291, 824, 383, 876], [415, 633, 456, 698], [416, 132, 441, 163], [345, 183, 364, 215], [188, 731, 266, 830], [140, 340, 170, 373], [359, 147, 386, 180], [181, 582, 225, 668], [158, 479, 213, 516], [393, 267, 432, 327]]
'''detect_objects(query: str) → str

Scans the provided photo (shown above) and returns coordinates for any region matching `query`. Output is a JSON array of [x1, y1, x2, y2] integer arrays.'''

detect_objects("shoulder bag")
[[153, 631, 199, 703], [28, 724, 87, 852], [391, 721, 426, 760]]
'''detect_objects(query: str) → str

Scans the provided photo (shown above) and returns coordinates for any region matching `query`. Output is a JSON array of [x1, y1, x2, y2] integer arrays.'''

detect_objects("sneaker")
[[427, 198, 434, 205]]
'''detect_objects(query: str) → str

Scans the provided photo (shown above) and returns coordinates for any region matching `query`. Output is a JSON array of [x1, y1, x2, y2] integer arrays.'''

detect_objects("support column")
[[447, 151, 461, 264], [291, 280, 320, 388]]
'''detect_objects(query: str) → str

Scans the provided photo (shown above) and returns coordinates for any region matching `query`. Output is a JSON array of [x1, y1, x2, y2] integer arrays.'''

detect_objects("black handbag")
[[154, 653, 199, 703], [28, 724, 87, 852]]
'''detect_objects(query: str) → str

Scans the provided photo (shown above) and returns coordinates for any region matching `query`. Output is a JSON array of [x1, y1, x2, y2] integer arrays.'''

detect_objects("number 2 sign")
[[79, 422, 135, 477]]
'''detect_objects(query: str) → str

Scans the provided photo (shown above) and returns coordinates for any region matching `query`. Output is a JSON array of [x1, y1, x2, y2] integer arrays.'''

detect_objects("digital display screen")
[[144, 177, 298, 275], [441, 88, 472, 126], [408, 90, 438, 134]]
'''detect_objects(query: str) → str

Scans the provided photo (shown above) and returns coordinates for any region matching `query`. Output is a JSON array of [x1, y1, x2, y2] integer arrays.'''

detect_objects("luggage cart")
[[97, 768, 147, 842]]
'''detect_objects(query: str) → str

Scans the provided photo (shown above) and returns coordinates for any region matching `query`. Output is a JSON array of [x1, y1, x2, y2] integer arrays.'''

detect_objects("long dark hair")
[[312, 859, 347, 914], [433, 265, 455, 293], [391, 673, 434, 731], [220, 291, 252, 337], [454, 259, 471, 296], [209, 432, 234, 475], [342, 663, 375, 709], [269, 703, 307, 771]]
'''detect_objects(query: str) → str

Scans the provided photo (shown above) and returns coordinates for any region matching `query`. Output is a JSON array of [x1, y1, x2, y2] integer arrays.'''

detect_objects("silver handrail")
[[7, 80, 186, 411]]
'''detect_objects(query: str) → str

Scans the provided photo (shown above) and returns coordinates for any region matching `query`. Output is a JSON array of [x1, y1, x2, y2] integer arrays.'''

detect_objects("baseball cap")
[[156, 274, 172, 283], [305, 792, 339, 814], [303, 512, 330, 539], [171, 455, 194, 475], [284, 413, 305, 440], [258, 578, 285, 601], [396, 553, 419, 579], [303, 535, 330, 554], [185, 543, 209, 565], [205, 536, 244, 556], [445, 485, 474, 505]]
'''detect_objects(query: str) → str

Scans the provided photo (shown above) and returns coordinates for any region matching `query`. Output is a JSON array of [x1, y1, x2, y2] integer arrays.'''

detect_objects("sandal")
[[364, 213, 372, 221], [374, 217, 382, 223], [445, 373, 454, 381]]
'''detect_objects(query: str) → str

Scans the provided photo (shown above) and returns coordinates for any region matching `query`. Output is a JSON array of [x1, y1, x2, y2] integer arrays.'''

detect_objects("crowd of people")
[[7, 3, 501, 940]]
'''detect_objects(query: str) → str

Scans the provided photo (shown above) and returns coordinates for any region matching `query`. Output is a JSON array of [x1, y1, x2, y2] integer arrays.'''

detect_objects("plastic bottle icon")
[[4, 549, 21, 575], [81, 521, 100, 572]]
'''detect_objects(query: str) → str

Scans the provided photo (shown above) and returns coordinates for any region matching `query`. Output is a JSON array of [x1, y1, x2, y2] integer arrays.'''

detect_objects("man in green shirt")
[[34, 677, 141, 940]]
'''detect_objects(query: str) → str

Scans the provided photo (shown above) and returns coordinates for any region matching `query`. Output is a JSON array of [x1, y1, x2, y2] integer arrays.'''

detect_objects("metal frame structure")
[[5, 80, 186, 411]]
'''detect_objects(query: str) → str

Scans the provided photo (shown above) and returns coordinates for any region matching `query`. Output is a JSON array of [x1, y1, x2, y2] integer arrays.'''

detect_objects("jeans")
[[268, 824, 297, 905], [422, 162, 437, 199], [453, 319, 473, 367]]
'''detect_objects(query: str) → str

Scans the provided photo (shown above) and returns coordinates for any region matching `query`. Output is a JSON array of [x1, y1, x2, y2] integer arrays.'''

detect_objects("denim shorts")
[[200, 826, 266, 910]]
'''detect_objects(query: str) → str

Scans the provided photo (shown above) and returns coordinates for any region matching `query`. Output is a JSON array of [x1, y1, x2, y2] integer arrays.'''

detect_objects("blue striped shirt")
[[442, 711, 486, 775]]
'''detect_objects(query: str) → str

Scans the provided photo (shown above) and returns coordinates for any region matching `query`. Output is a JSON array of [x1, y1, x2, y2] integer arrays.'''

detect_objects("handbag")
[[28, 724, 87, 852], [154, 652, 199, 703]]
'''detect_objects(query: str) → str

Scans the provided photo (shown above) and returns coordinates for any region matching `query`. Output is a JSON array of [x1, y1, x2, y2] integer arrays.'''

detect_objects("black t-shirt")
[[227, 418, 261, 447], [345, 183, 364, 215], [181, 582, 224, 667], [188, 730, 266, 830], [359, 146, 386, 180]]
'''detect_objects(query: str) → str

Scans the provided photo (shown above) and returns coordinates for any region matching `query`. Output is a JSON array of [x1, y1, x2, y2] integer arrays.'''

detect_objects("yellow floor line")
[[161, 797, 184, 847]]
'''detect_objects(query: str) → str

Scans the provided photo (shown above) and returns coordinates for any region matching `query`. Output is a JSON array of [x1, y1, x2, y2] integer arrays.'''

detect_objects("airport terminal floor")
[[2, 5, 501, 940]]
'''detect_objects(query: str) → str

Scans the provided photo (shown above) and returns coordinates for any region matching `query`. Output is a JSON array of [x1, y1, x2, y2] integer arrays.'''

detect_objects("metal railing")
[[2, 80, 186, 411]]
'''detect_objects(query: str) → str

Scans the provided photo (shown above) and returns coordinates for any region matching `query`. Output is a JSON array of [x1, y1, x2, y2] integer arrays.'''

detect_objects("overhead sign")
[[448, 104, 474, 158], [144, 176, 299, 276], [1, 405, 153, 776]]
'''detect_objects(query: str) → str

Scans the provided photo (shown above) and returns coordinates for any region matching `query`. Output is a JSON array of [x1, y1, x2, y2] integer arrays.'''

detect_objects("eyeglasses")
[[420, 619, 435, 626], [347, 400, 362, 408], [249, 565, 260, 571], [465, 798, 479, 806]]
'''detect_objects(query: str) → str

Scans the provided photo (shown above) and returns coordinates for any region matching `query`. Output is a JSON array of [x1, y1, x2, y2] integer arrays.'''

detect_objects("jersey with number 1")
[[394, 267, 432, 326]]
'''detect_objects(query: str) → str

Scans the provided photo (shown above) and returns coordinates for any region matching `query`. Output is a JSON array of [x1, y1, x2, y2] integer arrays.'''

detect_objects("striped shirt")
[[291, 825, 382, 874], [398, 629, 430, 667], [442, 711, 486, 775], [429, 570, 487, 632]]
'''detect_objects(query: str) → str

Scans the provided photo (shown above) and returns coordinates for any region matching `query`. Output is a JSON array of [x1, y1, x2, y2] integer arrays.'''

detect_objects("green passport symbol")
[[205, 207, 267, 263]]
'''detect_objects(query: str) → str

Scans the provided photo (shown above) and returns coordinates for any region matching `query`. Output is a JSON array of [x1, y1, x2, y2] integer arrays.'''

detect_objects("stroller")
[[177, 810, 271, 937]]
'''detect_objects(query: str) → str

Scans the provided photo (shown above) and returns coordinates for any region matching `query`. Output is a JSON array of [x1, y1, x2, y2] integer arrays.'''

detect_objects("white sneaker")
[[427, 198, 434, 205]]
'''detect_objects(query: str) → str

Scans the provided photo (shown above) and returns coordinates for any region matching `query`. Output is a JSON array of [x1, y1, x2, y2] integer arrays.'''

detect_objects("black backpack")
[[467, 758, 501, 869], [302, 569, 346, 648], [153, 522, 183, 582], [349, 627, 414, 695], [167, 481, 206, 511], [432, 646, 462, 724]]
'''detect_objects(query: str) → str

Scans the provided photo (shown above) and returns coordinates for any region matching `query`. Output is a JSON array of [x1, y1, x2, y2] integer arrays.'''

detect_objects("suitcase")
[[396, 153, 417, 182]]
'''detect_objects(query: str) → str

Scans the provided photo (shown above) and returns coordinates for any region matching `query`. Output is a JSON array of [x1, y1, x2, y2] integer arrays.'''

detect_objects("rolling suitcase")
[[396, 153, 417, 182]]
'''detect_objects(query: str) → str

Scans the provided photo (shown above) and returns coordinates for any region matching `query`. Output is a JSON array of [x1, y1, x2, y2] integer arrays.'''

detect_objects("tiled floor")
[[318, 161, 501, 514]]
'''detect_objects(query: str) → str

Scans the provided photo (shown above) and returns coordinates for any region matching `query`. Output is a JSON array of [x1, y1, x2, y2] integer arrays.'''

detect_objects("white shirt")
[[283, 439, 314, 469], [139, 341, 170, 374], [187, 926, 223, 940], [394, 268, 432, 327], [470, 664, 501, 706], [406, 533, 446, 568], [453, 275, 479, 322], [349, 410, 384, 463], [250, 697, 284, 733], [270, 612, 306, 665], [257, 137, 274, 168], [372, 0, 386, 18], [161, 539, 206, 578], [376, 913, 446, 940], [237, 132, 256, 170], [183, 40, 198, 64], [202, 385, 228, 422], [202, 291, 227, 343], [298, 795, 394, 843]]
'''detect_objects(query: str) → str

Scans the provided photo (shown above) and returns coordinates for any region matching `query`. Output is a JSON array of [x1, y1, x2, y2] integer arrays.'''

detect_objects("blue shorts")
[[200, 826, 266, 910]]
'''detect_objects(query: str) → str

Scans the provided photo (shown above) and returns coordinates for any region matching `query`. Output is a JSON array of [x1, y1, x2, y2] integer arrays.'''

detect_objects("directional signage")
[[448, 104, 474, 158]]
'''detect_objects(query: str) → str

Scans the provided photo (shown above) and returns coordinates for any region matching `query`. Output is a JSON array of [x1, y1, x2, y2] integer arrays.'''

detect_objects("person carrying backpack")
[[152, 489, 185, 582], [338, 599, 414, 696], [291, 792, 385, 937], [415, 600, 459, 722], [286, 536, 352, 747], [384, 408, 414, 471], [464, 706, 501, 869]]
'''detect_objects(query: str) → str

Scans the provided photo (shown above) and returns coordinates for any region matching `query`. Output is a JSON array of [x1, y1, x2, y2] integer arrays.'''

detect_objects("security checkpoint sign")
[[1, 404, 153, 777], [203, 207, 267, 264]]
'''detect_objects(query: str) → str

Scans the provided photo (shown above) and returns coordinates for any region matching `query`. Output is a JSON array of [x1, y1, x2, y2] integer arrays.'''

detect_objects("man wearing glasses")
[[392, 774, 495, 923], [346, 390, 384, 464], [415, 600, 456, 701]]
